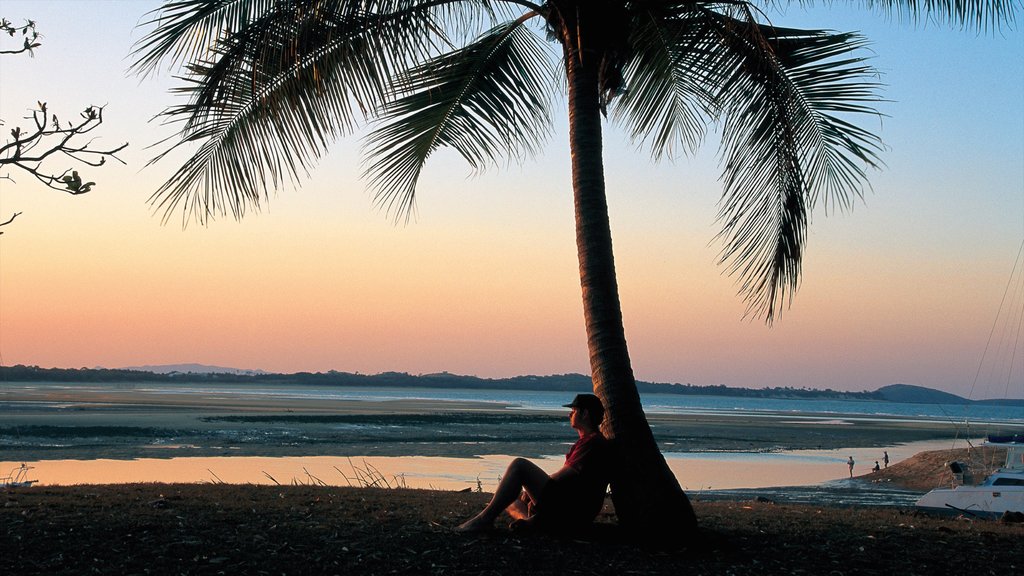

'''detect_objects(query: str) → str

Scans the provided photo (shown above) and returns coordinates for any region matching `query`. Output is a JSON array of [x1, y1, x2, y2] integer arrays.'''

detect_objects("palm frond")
[[144, 1, 441, 225], [808, 0, 1020, 31], [362, 15, 555, 221], [613, 6, 721, 160], [131, 0, 480, 76], [707, 10, 885, 323], [132, 0, 288, 77]]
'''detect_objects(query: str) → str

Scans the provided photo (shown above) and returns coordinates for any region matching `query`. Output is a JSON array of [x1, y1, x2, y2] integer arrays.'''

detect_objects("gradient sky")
[[1, 1, 1022, 399]]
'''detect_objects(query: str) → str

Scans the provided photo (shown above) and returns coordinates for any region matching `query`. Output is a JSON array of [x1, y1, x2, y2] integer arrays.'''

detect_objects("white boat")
[[915, 438, 1024, 518], [1, 463, 37, 488]]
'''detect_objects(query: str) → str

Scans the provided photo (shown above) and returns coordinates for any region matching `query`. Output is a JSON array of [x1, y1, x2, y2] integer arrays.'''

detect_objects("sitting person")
[[456, 393, 611, 532]]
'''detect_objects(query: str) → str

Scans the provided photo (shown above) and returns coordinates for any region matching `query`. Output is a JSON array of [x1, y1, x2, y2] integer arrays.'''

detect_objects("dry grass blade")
[[304, 468, 328, 487]]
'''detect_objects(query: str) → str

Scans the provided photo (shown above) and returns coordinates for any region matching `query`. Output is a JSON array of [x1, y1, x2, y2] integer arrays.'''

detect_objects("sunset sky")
[[1, 1, 1022, 399]]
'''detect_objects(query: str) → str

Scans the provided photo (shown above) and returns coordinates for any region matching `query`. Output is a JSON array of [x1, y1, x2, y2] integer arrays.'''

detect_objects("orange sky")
[[1, 1, 1022, 399]]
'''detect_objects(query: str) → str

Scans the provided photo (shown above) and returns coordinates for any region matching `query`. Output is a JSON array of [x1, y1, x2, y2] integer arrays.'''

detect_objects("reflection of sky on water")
[[666, 438, 970, 490], [667, 451, 847, 465], [0, 455, 533, 492], [1, 439, 966, 492]]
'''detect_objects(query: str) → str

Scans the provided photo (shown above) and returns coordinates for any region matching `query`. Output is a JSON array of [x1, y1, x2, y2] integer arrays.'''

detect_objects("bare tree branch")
[[0, 211, 22, 234], [1, 16, 128, 233], [2, 102, 128, 194]]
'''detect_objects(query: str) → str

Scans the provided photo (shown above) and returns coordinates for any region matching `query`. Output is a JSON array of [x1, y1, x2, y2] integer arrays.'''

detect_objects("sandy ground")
[[2, 483, 1022, 575], [856, 447, 1007, 491]]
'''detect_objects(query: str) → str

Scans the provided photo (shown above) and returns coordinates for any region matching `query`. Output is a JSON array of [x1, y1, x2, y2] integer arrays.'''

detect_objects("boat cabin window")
[[990, 477, 1024, 486]]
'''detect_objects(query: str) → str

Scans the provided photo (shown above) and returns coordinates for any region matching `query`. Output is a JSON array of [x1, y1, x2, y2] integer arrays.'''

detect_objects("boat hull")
[[915, 486, 1024, 518]]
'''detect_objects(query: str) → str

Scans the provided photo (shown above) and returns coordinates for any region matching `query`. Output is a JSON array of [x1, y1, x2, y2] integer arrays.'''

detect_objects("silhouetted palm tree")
[[132, 0, 1016, 535]]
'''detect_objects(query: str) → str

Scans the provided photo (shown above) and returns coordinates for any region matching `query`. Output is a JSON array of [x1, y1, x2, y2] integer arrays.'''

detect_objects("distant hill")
[[873, 384, 970, 404]]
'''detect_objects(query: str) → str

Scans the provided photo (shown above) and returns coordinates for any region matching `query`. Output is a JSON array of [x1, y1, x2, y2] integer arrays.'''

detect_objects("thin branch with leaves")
[[1, 101, 128, 194], [0, 18, 40, 56], [1, 17, 129, 232]]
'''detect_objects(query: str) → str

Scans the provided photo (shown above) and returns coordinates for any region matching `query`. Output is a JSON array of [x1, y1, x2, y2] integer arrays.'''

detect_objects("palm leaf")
[[132, 0, 289, 77], [131, 0, 484, 75], [362, 15, 555, 220], [613, 5, 720, 160], [141, 1, 444, 224], [818, 0, 1019, 31], [707, 10, 885, 322]]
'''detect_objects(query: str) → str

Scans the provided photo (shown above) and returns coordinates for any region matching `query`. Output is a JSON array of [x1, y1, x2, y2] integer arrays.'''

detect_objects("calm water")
[[1, 438, 959, 493]]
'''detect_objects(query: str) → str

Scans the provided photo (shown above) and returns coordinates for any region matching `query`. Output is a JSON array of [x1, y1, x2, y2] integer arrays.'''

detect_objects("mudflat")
[[0, 383, 987, 461]]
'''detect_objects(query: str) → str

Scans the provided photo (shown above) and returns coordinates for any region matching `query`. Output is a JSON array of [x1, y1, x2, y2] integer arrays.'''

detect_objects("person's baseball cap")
[[563, 393, 604, 416]]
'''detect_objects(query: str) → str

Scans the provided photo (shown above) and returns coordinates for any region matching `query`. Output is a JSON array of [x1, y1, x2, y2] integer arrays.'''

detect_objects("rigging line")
[[945, 237, 1024, 451], [966, 236, 1024, 403], [0, 234, 5, 375], [1004, 257, 1024, 400]]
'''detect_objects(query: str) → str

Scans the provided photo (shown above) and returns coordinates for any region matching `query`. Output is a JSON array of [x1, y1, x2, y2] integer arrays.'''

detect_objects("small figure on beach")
[[847, 456, 855, 478], [883, 451, 889, 468], [456, 393, 611, 532], [872, 461, 880, 472]]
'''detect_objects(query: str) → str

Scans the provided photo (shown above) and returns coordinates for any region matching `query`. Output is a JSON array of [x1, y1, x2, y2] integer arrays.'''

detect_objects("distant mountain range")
[[3, 363, 1022, 405], [119, 363, 269, 376]]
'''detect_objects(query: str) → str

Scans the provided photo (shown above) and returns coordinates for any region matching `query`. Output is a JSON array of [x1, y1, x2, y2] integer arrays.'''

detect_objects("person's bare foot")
[[509, 516, 540, 532], [455, 514, 494, 532], [507, 498, 530, 521]]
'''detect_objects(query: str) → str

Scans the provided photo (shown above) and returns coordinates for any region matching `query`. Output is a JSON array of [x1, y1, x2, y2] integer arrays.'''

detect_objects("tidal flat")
[[0, 383, 985, 463]]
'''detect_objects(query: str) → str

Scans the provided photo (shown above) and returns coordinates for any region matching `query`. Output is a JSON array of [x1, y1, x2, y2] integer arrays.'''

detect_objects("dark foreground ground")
[[3, 483, 1021, 576]]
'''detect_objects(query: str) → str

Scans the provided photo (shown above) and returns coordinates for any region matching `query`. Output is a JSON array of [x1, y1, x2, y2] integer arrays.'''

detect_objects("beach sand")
[[2, 483, 1021, 575]]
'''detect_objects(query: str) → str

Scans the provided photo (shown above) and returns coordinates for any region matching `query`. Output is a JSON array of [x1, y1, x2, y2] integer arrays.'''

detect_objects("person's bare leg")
[[456, 458, 549, 531]]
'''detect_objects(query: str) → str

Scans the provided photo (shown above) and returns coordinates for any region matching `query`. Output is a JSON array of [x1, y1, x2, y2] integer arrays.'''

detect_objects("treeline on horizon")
[[1, 364, 880, 399], [5, 365, 1023, 405], [2, 364, 1008, 406]]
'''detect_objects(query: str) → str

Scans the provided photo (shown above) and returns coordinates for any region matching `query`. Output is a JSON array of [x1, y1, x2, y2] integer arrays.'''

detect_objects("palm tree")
[[132, 0, 1017, 535]]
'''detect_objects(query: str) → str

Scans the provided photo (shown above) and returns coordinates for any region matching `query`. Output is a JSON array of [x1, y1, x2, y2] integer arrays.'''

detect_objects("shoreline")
[[3, 383, 1020, 492]]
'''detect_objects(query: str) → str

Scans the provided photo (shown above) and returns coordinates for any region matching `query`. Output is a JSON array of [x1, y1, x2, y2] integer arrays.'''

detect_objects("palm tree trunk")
[[563, 34, 697, 539]]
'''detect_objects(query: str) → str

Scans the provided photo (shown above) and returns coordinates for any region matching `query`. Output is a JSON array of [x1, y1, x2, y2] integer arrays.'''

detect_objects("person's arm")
[[562, 435, 606, 477], [549, 465, 579, 481]]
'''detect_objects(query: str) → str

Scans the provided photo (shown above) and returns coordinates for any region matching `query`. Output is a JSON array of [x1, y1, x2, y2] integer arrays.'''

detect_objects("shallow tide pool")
[[1, 438, 963, 492]]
